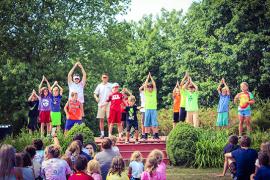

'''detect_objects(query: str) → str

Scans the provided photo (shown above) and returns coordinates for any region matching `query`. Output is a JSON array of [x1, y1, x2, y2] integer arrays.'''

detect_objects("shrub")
[[158, 109, 173, 135], [166, 123, 200, 166]]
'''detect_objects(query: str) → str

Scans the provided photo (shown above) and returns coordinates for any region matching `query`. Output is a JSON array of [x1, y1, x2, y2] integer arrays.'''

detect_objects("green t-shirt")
[[180, 88, 187, 108], [145, 90, 157, 110], [185, 91, 199, 112]]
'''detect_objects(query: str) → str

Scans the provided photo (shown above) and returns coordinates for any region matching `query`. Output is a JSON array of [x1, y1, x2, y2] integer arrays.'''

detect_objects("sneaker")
[[135, 140, 140, 144], [125, 141, 130, 144], [100, 135, 104, 139]]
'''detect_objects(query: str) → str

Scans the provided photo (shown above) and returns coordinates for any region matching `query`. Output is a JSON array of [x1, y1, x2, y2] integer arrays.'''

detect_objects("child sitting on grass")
[[106, 156, 129, 180], [128, 151, 144, 180]]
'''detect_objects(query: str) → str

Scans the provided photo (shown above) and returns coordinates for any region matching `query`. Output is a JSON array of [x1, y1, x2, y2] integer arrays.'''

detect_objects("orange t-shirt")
[[67, 100, 82, 120], [173, 92, 181, 112]]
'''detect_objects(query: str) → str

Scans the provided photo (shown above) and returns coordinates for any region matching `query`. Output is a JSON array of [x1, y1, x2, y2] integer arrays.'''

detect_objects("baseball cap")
[[112, 83, 119, 88]]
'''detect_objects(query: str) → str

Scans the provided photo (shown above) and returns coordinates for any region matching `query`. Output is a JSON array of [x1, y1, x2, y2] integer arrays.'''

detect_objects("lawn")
[[167, 166, 231, 180]]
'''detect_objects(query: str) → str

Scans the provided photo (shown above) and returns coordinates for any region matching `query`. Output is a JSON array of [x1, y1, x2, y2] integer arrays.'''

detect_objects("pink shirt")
[[91, 173, 102, 180], [156, 162, 166, 180], [141, 171, 162, 180]]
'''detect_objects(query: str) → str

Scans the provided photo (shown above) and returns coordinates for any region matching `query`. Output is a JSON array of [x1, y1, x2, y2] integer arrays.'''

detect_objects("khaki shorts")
[[97, 104, 110, 119]]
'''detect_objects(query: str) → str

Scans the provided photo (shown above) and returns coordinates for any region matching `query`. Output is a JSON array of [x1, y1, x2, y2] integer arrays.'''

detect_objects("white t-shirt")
[[33, 150, 44, 178], [129, 161, 144, 178], [94, 82, 112, 106], [68, 81, 85, 103], [140, 92, 145, 112]]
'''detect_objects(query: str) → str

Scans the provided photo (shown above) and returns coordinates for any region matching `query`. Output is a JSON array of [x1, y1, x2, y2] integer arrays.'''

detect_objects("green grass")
[[166, 166, 231, 180]]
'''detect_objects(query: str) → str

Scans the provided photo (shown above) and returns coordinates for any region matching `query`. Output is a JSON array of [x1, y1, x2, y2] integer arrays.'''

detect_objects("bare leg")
[[126, 131, 130, 142], [100, 118, 104, 132], [245, 116, 252, 135], [238, 115, 244, 136], [41, 123, 45, 136], [81, 103, 85, 117], [193, 112, 199, 127], [57, 125, 61, 133], [109, 123, 113, 137], [186, 112, 193, 125], [135, 130, 139, 140], [46, 123, 51, 136], [117, 123, 123, 138]]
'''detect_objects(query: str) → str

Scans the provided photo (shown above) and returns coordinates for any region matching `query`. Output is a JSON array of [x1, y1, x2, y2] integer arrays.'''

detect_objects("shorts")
[[65, 119, 82, 130], [216, 112, 229, 126], [108, 109, 121, 124], [144, 109, 158, 127], [179, 107, 187, 122], [141, 112, 145, 125], [173, 112, 180, 123], [50, 112, 61, 126], [27, 116, 38, 131], [121, 112, 127, 122], [39, 111, 51, 123], [96, 104, 110, 119], [127, 120, 138, 131], [238, 109, 251, 117]]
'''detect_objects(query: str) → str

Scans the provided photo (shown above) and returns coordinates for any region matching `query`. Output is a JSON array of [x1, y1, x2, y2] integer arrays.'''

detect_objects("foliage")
[[157, 109, 173, 135], [166, 123, 200, 166]]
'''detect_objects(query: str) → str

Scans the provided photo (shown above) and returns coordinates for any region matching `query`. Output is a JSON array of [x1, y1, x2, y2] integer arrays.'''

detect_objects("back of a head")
[[109, 136, 117, 145], [229, 135, 238, 145], [68, 140, 82, 154], [74, 155, 88, 172], [0, 144, 16, 177], [22, 152, 32, 167], [15, 153, 23, 167], [240, 135, 251, 148], [24, 145, 36, 159], [109, 156, 125, 176], [33, 139, 43, 150], [258, 152, 269, 166], [148, 149, 163, 164], [73, 134, 84, 145], [130, 151, 142, 162], [87, 159, 101, 174], [145, 156, 158, 177], [46, 145, 61, 159], [101, 138, 112, 150]]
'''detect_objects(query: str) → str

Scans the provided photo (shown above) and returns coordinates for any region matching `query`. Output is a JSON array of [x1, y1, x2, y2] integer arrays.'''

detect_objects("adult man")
[[67, 62, 87, 117], [94, 73, 112, 138]]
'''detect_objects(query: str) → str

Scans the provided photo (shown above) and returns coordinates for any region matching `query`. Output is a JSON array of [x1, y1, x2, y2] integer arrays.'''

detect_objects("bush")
[[158, 109, 173, 135], [166, 123, 200, 166], [252, 100, 270, 131]]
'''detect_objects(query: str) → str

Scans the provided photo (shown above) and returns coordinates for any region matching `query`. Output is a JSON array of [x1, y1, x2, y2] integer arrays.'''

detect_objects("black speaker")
[[0, 124, 12, 139]]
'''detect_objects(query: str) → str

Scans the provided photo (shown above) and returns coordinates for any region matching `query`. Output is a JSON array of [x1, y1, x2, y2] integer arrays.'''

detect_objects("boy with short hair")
[[64, 91, 83, 133], [144, 72, 159, 140], [50, 81, 63, 135]]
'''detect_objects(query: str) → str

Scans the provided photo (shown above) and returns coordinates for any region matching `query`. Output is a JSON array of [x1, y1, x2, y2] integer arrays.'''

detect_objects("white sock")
[[101, 131, 104, 136]]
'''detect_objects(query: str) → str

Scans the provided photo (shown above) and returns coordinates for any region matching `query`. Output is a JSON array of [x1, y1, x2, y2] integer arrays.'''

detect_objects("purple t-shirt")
[[141, 171, 162, 180], [39, 93, 51, 111], [51, 95, 62, 112]]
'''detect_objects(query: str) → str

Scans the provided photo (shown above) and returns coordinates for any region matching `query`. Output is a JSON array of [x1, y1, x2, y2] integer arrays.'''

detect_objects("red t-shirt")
[[107, 92, 123, 111], [69, 171, 93, 180], [67, 100, 82, 120]]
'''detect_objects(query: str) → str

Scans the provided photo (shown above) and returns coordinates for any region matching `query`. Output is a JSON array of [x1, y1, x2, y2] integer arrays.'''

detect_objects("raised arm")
[[190, 77, 198, 91], [51, 81, 57, 91], [122, 88, 132, 96], [78, 62, 86, 86], [234, 93, 240, 104], [139, 84, 144, 92], [149, 73, 156, 90], [64, 101, 69, 119], [28, 90, 35, 101], [223, 78, 230, 95], [217, 79, 223, 94], [39, 76, 45, 93], [56, 82, 63, 96], [144, 74, 150, 91], [68, 62, 78, 84], [180, 72, 189, 86], [44, 76, 51, 93]]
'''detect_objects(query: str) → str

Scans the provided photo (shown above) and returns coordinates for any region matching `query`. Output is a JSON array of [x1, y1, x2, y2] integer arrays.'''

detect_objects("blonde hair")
[[71, 91, 78, 97], [108, 157, 125, 177], [128, 95, 136, 102], [130, 151, 142, 162], [87, 160, 101, 174], [66, 141, 80, 157], [148, 149, 163, 164], [241, 82, 249, 87]]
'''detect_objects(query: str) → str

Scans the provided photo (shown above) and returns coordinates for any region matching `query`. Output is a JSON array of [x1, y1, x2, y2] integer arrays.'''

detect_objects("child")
[[172, 81, 181, 128], [38, 75, 52, 136], [141, 156, 162, 180], [27, 89, 39, 134], [50, 81, 63, 135], [125, 96, 141, 144], [103, 83, 124, 138], [139, 84, 146, 140], [254, 152, 270, 180], [179, 72, 189, 122], [144, 72, 159, 140], [183, 77, 199, 127], [148, 149, 166, 180], [106, 156, 129, 180], [234, 82, 255, 136], [128, 151, 144, 180], [64, 91, 83, 133], [109, 136, 120, 154], [218, 135, 239, 177], [120, 88, 132, 136], [216, 78, 230, 128], [69, 155, 93, 180], [87, 159, 102, 180], [15, 152, 35, 180], [32, 139, 44, 180]]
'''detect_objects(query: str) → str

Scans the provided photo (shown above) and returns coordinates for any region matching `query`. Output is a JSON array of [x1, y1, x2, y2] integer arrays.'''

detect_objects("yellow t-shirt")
[[106, 172, 129, 180]]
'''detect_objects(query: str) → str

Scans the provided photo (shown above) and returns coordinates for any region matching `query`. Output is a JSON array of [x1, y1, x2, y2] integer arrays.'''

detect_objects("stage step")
[[95, 136, 170, 165]]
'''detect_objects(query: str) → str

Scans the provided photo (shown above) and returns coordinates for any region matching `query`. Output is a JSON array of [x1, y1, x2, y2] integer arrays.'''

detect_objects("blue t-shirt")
[[255, 165, 270, 180], [129, 161, 144, 179], [50, 95, 62, 112], [223, 144, 240, 154], [217, 94, 230, 113], [231, 148, 258, 179]]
